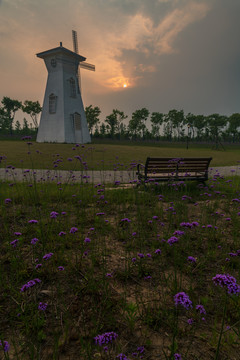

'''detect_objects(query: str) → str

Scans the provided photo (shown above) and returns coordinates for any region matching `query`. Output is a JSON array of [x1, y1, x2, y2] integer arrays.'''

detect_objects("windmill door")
[[73, 112, 83, 143]]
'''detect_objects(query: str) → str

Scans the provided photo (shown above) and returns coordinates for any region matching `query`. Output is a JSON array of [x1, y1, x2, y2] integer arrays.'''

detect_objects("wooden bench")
[[136, 157, 212, 184]]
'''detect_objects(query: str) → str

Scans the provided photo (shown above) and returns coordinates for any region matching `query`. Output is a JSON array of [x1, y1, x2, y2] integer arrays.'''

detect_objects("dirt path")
[[0, 165, 239, 184]]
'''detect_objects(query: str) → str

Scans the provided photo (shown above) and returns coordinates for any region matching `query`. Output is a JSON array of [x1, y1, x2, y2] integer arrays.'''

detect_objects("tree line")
[[0, 97, 41, 135], [86, 105, 240, 146], [1, 96, 240, 145]]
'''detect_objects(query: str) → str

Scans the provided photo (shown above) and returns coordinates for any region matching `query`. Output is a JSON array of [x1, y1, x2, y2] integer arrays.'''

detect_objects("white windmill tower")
[[36, 31, 95, 143]]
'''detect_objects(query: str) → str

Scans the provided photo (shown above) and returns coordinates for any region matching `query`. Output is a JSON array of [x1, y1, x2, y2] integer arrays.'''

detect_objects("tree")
[[192, 115, 206, 140], [128, 108, 149, 139], [165, 109, 184, 140], [105, 109, 127, 138], [85, 105, 101, 135], [99, 123, 106, 137], [185, 113, 196, 139], [22, 118, 30, 134], [227, 113, 240, 142], [206, 113, 227, 149], [150, 112, 164, 139], [1, 96, 22, 135], [15, 120, 22, 133], [22, 100, 42, 129]]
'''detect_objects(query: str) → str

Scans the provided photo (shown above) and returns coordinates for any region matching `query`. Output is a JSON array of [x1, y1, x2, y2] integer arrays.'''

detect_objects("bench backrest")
[[145, 157, 212, 174]]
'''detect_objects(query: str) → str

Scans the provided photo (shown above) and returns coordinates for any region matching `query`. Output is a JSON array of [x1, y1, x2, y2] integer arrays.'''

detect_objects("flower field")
[[0, 142, 240, 359]]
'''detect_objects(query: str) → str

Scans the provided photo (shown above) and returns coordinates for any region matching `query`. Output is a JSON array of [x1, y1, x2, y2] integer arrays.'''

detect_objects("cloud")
[[85, 1, 211, 90]]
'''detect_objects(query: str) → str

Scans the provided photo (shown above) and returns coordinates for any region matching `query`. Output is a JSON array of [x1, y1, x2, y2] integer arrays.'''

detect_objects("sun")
[[123, 84, 127, 88]]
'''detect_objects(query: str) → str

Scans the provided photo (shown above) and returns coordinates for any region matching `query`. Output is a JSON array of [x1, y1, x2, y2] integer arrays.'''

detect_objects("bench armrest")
[[137, 163, 145, 174]]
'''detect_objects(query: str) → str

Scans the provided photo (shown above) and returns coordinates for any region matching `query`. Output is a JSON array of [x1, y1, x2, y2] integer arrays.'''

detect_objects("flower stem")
[[214, 294, 228, 360]]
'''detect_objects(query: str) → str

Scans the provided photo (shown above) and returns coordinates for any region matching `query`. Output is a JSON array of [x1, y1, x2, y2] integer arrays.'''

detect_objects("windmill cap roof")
[[36, 46, 86, 62]]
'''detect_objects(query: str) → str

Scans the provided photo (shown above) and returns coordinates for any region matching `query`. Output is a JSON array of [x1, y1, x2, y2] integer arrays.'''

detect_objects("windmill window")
[[69, 78, 76, 98], [74, 112, 81, 130], [49, 94, 57, 114]]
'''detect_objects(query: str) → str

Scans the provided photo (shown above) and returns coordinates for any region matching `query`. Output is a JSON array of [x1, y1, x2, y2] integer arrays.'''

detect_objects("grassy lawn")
[[0, 140, 240, 171], [1, 165, 240, 359]]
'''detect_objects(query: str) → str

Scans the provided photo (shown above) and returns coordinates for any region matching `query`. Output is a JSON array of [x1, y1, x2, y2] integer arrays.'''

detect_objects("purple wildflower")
[[196, 304, 206, 314], [137, 253, 145, 258], [14, 232, 22, 236], [58, 266, 65, 271], [84, 237, 91, 243], [212, 274, 240, 295], [167, 236, 179, 245], [10, 239, 19, 247], [69, 227, 78, 233], [28, 219, 38, 224], [94, 331, 118, 346], [174, 292, 193, 310], [4, 198, 12, 204], [187, 256, 196, 264], [38, 302, 48, 311], [20, 278, 41, 292], [50, 211, 59, 218], [35, 263, 42, 269], [174, 354, 182, 360], [187, 318, 194, 325], [154, 249, 161, 254], [31, 238, 39, 245], [121, 218, 131, 222], [43, 252, 53, 260], [116, 354, 129, 360], [58, 231, 66, 236], [0, 340, 10, 352]]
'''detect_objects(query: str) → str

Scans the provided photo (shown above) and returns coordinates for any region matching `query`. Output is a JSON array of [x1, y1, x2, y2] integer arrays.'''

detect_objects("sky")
[[1, 0, 240, 126]]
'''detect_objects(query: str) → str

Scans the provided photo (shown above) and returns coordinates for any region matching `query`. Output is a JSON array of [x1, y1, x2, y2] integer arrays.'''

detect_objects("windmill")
[[72, 30, 95, 92], [36, 32, 95, 143]]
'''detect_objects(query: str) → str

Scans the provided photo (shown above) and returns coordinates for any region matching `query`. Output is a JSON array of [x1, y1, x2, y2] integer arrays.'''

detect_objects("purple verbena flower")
[[154, 249, 161, 254], [20, 278, 41, 292], [31, 238, 39, 245], [0, 340, 10, 352], [196, 304, 206, 314], [10, 239, 19, 247], [212, 274, 240, 295], [43, 252, 53, 260], [58, 231, 66, 236], [38, 302, 48, 311], [167, 236, 179, 245], [187, 256, 196, 264], [174, 354, 182, 360], [116, 354, 129, 360], [174, 292, 192, 310], [58, 266, 65, 271], [84, 237, 91, 243], [94, 331, 118, 346], [28, 219, 38, 224], [50, 211, 59, 218], [69, 227, 78, 233]]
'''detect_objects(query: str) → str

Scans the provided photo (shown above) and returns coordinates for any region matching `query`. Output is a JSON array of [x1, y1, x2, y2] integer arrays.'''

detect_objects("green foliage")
[[22, 100, 42, 129], [85, 105, 101, 135]]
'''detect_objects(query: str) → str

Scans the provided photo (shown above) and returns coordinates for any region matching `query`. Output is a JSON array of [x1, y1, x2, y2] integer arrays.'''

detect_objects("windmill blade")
[[79, 62, 95, 71], [72, 30, 81, 91], [72, 30, 79, 54]]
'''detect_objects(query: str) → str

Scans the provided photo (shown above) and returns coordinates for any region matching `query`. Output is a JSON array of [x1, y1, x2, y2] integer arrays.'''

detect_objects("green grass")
[[1, 166, 240, 359], [0, 140, 240, 171]]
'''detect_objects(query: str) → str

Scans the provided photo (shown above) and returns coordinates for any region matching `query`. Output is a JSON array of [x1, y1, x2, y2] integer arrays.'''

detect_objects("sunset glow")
[[123, 83, 127, 88]]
